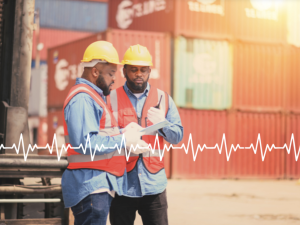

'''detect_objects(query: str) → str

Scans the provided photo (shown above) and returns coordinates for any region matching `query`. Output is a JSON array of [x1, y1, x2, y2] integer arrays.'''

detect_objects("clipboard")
[[140, 120, 171, 135]]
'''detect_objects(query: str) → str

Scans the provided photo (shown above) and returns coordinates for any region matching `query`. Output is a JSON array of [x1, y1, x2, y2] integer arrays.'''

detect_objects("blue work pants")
[[71, 192, 112, 225]]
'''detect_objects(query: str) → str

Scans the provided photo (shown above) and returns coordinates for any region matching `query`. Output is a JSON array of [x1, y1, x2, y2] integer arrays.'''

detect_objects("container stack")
[[107, 0, 300, 179], [45, 0, 300, 178]]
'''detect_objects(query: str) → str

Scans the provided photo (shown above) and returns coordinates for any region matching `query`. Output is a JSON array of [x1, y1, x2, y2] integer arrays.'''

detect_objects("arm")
[[64, 93, 124, 155], [158, 95, 184, 144]]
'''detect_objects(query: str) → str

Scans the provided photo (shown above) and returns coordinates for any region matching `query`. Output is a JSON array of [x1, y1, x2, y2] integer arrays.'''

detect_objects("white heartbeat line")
[[0, 133, 300, 162]]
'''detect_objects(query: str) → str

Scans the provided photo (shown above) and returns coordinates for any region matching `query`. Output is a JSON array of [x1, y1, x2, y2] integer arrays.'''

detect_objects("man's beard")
[[124, 72, 149, 92], [96, 74, 113, 96]]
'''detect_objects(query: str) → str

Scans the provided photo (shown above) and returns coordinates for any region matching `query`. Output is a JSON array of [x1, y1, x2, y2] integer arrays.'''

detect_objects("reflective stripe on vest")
[[108, 86, 169, 174], [63, 84, 126, 177]]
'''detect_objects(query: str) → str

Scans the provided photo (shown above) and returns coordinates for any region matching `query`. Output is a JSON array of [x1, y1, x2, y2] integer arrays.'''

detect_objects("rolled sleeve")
[[158, 95, 183, 144]]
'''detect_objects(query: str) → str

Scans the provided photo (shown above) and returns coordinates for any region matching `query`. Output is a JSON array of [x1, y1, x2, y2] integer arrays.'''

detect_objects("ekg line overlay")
[[0, 133, 300, 162]]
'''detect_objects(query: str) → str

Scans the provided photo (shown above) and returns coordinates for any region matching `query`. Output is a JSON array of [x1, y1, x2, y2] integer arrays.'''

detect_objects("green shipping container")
[[174, 37, 232, 110]]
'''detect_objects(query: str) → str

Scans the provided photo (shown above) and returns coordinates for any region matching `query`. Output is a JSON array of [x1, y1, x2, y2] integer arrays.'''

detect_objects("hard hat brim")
[[81, 59, 123, 65], [121, 60, 153, 66]]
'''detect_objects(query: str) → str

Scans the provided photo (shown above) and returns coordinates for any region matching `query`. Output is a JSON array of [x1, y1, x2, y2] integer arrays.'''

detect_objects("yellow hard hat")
[[121, 44, 153, 66], [81, 41, 121, 64]]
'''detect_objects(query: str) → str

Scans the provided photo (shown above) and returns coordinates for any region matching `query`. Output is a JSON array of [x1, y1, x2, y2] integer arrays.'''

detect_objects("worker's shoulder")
[[66, 92, 100, 109]]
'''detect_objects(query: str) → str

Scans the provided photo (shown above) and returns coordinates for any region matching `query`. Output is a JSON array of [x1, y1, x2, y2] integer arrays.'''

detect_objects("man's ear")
[[123, 67, 126, 77], [91, 67, 98, 78]]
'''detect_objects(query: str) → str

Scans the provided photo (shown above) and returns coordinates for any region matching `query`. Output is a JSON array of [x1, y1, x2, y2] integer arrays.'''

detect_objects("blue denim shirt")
[[61, 78, 127, 208], [123, 82, 183, 197]]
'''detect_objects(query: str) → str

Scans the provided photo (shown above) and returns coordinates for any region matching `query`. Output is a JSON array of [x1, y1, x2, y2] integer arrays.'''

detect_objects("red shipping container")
[[108, 0, 229, 38], [47, 29, 171, 108], [286, 47, 300, 112], [228, 0, 286, 43], [232, 42, 284, 111], [32, 28, 92, 61], [37, 117, 48, 148], [285, 114, 300, 178], [164, 149, 171, 178], [228, 112, 285, 178], [172, 109, 229, 179], [109, 0, 286, 42], [47, 110, 67, 156]]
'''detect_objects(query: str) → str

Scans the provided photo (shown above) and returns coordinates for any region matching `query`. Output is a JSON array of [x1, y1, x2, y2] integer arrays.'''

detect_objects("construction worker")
[[108, 44, 183, 225], [61, 41, 149, 225]]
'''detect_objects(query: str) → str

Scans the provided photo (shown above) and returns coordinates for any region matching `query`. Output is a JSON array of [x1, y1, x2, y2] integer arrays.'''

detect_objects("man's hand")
[[147, 107, 165, 124], [123, 122, 150, 153]]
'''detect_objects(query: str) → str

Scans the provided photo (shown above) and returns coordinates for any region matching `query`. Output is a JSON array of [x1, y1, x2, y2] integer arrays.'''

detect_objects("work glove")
[[147, 107, 166, 125], [123, 122, 150, 154]]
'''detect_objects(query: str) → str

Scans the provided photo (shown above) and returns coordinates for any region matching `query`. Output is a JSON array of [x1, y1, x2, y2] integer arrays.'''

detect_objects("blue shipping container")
[[35, 0, 107, 32]]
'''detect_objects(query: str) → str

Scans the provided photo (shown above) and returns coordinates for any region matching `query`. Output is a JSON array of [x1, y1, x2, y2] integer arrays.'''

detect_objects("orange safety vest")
[[107, 86, 169, 174], [63, 84, 126, 177]]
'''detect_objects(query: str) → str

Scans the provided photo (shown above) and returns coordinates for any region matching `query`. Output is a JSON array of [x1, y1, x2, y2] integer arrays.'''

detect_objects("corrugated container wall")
[[286, 46, 300, 112], [232, 43, 284, 111], [28, 65, 48, 117], [174, 37, 232, 110], [109, 0, 287, 42], [32, 28, 92, 61], [285, 114, 300, 178], [172, 109, 229, 179], [228, 0, 286, 43], [47, 110, 66, 153], [228, 112, 285, 178], [108, 0, 175, 33], [287, 0, 300, 47], [38, 117, 48, 148], [35, 0, 108, 32], [47, 29, 171, 109], [173, 0, 230, 38], [108, 0, 229, 37]]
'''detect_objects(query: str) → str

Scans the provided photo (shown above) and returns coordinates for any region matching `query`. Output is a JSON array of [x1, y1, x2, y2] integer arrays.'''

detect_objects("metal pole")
[[0, 199, 61, 203], [5, 0, 35, 154], [34, 8, 40, 69], [0, 185, 62, 194], [10, 0, 35, 110]]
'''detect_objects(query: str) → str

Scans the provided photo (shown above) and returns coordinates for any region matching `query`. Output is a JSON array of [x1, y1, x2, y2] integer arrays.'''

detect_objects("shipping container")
[[172, 109, 229, 179], [109, 0, 286, 42], [173, 0, 230, 38], [35, 0, 108, 32], [174, 37, 232, 110], [228, 0, 286, 43], [47, 29, 171, 108], [32, 28, 92, 61], [37, 117, 48, 148], [228, 112, 285, 178], [164, 149, 171, 178], [47, 109, 66, 155], [28, 65, 48, 117], [31, 60, 47, 68], [287, 0, 300, 47], [286, 46, 300, 112], [232, 42, 284, 111], [285, 113, 300, 178], [108, 0, 230, 38]]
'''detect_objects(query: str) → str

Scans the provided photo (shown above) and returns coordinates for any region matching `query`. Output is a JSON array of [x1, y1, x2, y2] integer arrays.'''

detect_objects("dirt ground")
[[110, 179, 300, 225], [21, 178, 300, 224]]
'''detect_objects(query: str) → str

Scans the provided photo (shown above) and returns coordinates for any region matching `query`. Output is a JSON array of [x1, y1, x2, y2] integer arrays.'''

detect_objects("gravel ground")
[[109, 179, 300, 225], [21, 178, 300, 225]]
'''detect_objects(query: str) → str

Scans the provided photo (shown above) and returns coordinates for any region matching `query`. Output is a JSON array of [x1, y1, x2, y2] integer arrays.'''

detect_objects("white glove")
[[147, 107, 165, 125], [123, 122, 150, 154]]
